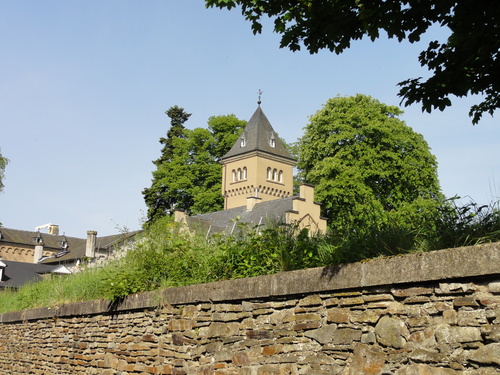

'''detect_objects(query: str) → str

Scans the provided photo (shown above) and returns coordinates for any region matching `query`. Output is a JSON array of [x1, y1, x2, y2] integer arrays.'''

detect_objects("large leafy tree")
[[298, 95, 443, 258], [206, 0, 499, 124], [143, 111, 246, 224]]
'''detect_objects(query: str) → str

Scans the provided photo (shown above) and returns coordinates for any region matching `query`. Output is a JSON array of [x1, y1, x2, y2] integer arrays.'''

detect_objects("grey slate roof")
[[42, 231, 140, 264], [186, 197, 296, 234], [0, 227, 140, 264], [0, 227, 85, 253], [0, 260, 67, 289], [221, 106, 295, 161]]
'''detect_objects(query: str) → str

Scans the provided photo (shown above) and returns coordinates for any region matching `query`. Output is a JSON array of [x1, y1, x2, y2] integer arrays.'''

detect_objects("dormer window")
[[269, 133, 276, 148], [240, 133, 247, 147]]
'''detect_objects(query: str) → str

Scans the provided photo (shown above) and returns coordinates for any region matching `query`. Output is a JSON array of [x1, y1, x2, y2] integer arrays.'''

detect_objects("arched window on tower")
[[237, 168, 242, 181], [278, 170, 283, 183], [272, 168, 277, 181], [243, 167, 247, 180], [232, 169, 236, 182], [240, 132, 247, 147], [267, 167, 271, 180]]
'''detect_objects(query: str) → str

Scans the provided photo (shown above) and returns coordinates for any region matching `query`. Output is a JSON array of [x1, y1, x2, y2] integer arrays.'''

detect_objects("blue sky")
[[1, 1, 498, 237]]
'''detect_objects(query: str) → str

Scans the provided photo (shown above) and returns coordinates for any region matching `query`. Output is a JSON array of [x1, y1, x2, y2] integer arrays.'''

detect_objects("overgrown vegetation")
[[1, 198, 499, 314]]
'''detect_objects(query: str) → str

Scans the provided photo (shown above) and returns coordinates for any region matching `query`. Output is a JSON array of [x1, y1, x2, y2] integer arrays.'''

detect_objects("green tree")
[[143, 106, 192, 223], [0, 148, 7, 194], [0, 149, 8, 226], [143, 112, 246, 224], [298, 94, 443, 259], [155, 106, 191, 166], [206, 0, 499, 124]]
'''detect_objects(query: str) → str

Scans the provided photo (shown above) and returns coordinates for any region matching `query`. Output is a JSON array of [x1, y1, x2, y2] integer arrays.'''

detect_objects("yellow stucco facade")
[[222, 151, 295, 209]]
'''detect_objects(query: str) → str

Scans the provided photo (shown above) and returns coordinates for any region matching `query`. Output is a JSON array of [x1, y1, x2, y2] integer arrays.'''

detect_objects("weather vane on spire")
[[257, 89, 263, 106]]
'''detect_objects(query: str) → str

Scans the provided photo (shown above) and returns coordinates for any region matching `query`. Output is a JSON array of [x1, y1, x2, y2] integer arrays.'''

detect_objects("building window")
[[232, 169, 236, 182], [272, 168, 277, 181], [269, 133, 276, 148], [278, 170, 283, 182], [243, 167, 247, 180], [267, 167, 272, 180], [237, 168, 242, 180], [240, 133, 247, 147]]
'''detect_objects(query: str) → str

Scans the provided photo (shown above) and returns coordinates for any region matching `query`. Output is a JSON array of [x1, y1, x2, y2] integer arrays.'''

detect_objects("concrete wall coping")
[[1, 242, 499, 323]]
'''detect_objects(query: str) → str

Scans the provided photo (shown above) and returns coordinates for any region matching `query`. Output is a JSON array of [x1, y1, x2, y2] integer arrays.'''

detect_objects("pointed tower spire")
[[221, 106, 294, 161], [221, 105, 296, 209]]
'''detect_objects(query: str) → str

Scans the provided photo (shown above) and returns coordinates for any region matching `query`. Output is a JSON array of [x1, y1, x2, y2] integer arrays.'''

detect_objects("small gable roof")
[[221, 106, 295, 162], [0, 260, 71, 289]]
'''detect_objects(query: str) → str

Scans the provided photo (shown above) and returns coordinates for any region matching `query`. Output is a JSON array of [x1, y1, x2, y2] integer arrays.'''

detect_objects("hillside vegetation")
[[1, 197, 499, 314]]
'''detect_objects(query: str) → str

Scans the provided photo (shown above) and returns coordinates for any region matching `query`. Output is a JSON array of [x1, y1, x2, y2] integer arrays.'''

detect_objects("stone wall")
[[1, 243, 500, 374]]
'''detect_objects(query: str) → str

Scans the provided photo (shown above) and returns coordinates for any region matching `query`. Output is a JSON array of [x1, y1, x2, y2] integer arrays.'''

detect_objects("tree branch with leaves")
[[206, 0, 499, 124]]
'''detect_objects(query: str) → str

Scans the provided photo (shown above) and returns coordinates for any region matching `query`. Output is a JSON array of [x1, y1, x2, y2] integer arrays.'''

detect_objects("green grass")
[[1, 198, 499, 314]]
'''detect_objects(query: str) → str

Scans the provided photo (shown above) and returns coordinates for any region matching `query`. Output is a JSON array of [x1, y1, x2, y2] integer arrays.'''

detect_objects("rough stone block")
[[346, 343, 385, 375], [304, 324, 337, 344], [375, 316, 409, 349], [298, 295, 323, 307], [396, 363, 458, 374], [457, 310, 487, 326], [435, 325, 481, 344], [350, 310, 382, 324], [331, 328, 362, 345], [292, 321, 321, 331], [487, 282, 500, 294], [282, 313, 321, 323], [339, 297, 364, 306], [327, 308, 349, 324], [408, 327, 437, 349], [232, 352, 251, 366], [469, 343, 500, 366], [391, 287, 434, 298], [453, 297, 479, 307]]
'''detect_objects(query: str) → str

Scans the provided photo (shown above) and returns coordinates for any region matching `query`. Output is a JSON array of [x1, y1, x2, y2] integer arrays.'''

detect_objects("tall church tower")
[[221, 105, 296, 209]]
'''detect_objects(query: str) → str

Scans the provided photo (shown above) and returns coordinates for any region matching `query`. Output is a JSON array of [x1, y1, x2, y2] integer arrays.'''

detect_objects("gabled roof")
[[42, 231, 140, 264], [0, 227, 85, 252], [0, 227, 140, 264], [185, 197, 296, 235], [221, 106, 295, 161], [0, 260, 71, 289]]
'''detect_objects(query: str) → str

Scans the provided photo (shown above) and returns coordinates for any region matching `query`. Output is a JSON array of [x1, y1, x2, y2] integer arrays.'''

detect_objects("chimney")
[[85, 231, 97, 258], [0, 260, 6, 281], [48, 225, 59, 235], [299, 183, 315, 202], [33, 245, 44, 263], [246, 196, 261, 211], [33, 231, 44, 263], [174, 209, 187, 223]]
